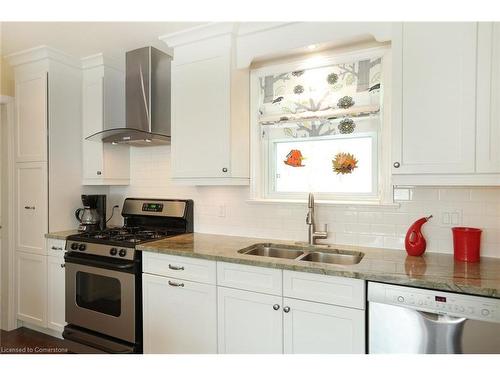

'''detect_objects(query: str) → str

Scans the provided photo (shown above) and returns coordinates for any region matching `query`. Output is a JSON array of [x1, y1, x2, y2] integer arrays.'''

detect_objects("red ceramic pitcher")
[[405, 215, 432, 256]]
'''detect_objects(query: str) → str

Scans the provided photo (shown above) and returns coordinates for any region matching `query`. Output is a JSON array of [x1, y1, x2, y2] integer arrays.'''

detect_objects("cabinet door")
[[82, 76, 105, 180], [143, 274, 217, 354], [16, 252, 47, 327], [47, 255, 66, 332], [15, 72, 47, 162], [171, 55, 231, 179], [15, 162, 48, 255], [283, 298, 365, 354], [217, 287, 283, 354], [392, 23, 477, 174], [477, 22, 500, 173]]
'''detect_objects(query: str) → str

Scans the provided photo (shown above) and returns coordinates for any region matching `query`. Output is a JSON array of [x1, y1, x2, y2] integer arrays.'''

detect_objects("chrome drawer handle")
[[168, 281, 184, 287], [51, 246, 63, 251], [24, 206, 35, 210], [168, 264, 184, 271]]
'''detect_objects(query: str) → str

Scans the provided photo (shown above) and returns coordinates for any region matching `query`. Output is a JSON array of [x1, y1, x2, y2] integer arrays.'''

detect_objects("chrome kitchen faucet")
[[306, 193, 328, 245]]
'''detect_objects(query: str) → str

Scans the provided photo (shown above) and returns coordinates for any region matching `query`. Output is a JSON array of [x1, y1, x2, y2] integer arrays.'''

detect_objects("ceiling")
[[1, 22, 204, 62]]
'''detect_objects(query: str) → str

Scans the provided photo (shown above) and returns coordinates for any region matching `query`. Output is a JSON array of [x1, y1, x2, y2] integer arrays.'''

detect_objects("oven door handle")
[[64, 254, 135, 271]]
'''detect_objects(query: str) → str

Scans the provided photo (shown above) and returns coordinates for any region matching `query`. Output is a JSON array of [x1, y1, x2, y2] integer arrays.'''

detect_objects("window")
[[251, 47, 387, 202]]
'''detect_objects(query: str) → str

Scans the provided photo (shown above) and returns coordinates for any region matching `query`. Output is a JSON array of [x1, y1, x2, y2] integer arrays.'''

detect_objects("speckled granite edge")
[[45, 229, 80, 240], [138, 233, 500, 299]]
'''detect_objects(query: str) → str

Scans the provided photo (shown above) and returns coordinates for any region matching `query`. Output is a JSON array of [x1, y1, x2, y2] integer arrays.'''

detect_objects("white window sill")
[[246, 198, 400, 209]]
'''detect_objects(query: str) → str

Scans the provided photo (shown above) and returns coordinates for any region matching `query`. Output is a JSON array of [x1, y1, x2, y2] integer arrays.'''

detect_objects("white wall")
[[109, 146, 500, 258]]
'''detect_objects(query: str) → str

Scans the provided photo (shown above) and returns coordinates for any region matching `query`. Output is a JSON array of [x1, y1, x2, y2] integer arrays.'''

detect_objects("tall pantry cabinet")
[[7, 47, 86, 332]]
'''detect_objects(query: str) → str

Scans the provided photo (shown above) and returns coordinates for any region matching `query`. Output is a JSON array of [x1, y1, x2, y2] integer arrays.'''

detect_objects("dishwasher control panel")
[[368, 282, 500, 323]]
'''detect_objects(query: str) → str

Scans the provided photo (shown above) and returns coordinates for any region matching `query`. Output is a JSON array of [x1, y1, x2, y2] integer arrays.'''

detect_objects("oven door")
[[65, 253, 136, 343]]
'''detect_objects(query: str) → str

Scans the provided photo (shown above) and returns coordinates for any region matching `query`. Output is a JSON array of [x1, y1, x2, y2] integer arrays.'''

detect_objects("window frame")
[[249, 45, 393, 205]]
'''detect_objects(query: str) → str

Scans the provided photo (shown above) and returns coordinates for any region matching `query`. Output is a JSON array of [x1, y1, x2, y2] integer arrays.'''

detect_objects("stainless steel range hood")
[[86, 46, 172, 146]]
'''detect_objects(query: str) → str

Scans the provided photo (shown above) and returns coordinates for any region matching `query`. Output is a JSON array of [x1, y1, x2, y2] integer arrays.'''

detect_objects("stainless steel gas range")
[[63, 198, 194, 353]]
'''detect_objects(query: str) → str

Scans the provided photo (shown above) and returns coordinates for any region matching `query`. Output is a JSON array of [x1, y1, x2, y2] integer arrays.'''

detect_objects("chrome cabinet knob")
[[283, 306, 290, 313], [273, 304, 280, 311], [393, 162, 400, 168], [222, 167, 228, 173], [96, 171, 102, 175]]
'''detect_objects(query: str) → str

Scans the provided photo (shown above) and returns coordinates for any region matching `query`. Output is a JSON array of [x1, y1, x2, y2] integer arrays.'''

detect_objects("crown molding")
[[159, 22, 237, 48], [5, 45, 80, 68], [81, 53, 124, 71]]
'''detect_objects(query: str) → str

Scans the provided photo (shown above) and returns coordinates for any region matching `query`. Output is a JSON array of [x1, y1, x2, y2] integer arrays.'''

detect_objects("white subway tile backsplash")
[[109, 147, 500, 258]]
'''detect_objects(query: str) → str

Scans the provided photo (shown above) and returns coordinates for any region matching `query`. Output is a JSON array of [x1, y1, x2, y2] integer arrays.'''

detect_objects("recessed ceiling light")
[[307, 44, 318, 50]]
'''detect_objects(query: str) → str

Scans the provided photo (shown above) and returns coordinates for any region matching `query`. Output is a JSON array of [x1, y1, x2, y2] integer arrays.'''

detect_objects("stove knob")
[[71, 243, 78, 250], [78, 244, 86, 251], [119, 249, 127, 257], [110, 248, 117, 256]]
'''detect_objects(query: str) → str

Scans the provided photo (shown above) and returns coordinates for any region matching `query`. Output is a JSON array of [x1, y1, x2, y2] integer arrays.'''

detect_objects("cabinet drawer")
[[283, 271, 365, 309], [143, 252, 216, 284], [47, 239, 66, 257], [217, 262, 282, 295]]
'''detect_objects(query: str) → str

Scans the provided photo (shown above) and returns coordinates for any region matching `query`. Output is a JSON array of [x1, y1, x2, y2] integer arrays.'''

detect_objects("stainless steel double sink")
[[237, 243, 364, 265]]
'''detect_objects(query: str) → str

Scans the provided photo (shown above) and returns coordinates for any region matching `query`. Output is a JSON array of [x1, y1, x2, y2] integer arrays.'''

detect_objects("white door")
[[47, 255, 66, 332], [15, 162, 48, 255], [142, 273, 217, 354], [392, 22, 477, 174], [477, 22, 500, 173], [171, 55, 231, 179], [217, 287, 283, 354], [16, 252, 47, 327], [15, 72, 47, 162], [82, 76, 105, 180], [283, 298, 365, 354]]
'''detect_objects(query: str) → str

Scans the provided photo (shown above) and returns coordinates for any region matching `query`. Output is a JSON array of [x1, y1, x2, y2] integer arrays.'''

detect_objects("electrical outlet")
[[439, 209, 462, 227]]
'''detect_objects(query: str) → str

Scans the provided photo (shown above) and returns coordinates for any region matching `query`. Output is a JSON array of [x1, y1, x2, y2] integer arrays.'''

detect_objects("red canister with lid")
[[452, 227, 482, 262]]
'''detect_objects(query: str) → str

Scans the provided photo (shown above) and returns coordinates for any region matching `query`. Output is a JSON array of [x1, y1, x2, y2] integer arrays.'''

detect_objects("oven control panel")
[[66, 241, 135, 261], [142, 203, 164, 212], [368, 282, 500, 323]]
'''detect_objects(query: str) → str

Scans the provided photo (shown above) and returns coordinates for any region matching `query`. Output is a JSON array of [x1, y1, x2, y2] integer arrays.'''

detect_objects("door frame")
[[0, 95, 16, 330]]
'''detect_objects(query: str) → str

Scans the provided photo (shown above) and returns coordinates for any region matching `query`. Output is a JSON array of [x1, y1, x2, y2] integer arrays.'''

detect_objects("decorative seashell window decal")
[[332, 152, 358, 175]]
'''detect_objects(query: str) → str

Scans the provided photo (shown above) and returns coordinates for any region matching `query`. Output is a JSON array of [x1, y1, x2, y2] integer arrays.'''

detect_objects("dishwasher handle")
[[418, 310, 467, 324]]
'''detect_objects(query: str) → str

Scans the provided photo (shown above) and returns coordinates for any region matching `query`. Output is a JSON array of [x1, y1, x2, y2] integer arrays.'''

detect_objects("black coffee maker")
[[75, 195, 106, 232]]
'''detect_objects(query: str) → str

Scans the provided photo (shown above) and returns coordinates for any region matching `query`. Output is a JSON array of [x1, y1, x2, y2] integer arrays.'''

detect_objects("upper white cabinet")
[[392, 22, 500, 185], [81, 54, 130, 185], [161, 24, 250, 185], [392, 22, 477, 176], [476, 23, 500, 173], [14, 72, 47, 162]]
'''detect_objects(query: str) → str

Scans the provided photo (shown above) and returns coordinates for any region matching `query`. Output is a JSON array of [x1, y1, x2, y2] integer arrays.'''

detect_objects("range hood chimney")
[[86, 46, 172, 146]]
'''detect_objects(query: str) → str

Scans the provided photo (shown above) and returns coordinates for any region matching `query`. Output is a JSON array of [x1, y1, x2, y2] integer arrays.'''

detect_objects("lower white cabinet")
[[47, 254, 66, 331], [283, 297, 365, 354], [16, 251, 47, 326], [217, 287, 283, 354], [142, 273, 217, 354]]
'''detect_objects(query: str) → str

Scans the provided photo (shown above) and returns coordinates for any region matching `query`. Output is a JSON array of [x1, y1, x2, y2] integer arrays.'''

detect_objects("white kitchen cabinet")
[[14, 162, 48, 255], [16, 251, 47, 327], [476, 22, 500, 173], [81, 54, 129, 185], [142, 273, 217, 354], [283, 297, 365, 354], [217, 286, 283, 354], [392, 22, 477, 176], [14, 71, 47, 162], [162, 25, 249, 185], [47, 254, 66, 332]]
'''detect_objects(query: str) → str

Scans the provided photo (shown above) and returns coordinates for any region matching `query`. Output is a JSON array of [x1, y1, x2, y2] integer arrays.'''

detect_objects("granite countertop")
[[137, 233, 500, 299], [45, 229, 80, 240]]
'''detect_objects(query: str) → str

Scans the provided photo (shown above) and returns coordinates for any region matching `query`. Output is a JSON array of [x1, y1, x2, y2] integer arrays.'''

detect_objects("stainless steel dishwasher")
[[368, 282, 500, 354]]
